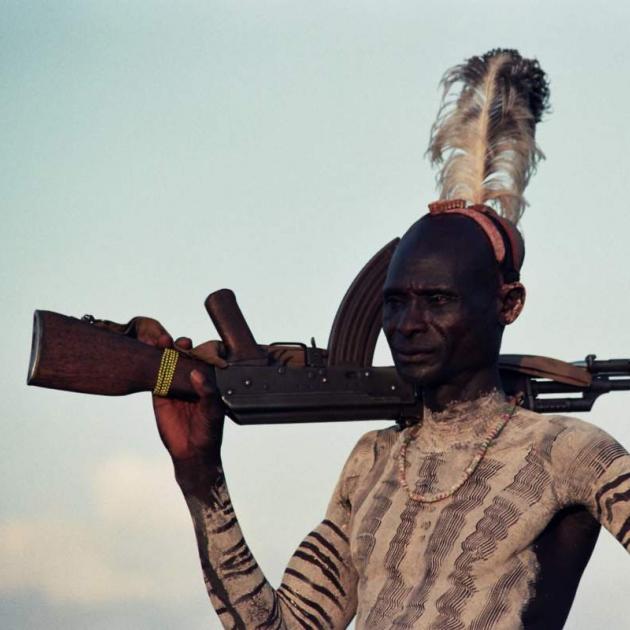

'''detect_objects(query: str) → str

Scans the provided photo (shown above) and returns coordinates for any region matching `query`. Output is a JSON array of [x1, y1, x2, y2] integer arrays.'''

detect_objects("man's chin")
[[393, 361, 442, 387]]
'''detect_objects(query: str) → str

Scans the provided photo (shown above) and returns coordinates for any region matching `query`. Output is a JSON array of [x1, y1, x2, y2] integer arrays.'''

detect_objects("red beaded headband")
[[427, 199, 525, 276]]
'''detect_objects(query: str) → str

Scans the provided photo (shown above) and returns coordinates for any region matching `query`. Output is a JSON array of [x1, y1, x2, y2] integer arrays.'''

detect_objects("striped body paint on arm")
[[180, 432, 379, 629], [551, 419, 630, 553]]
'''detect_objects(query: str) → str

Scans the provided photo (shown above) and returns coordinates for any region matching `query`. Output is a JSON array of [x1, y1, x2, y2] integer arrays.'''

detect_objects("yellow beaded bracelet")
[[153, 348, 179, 396]]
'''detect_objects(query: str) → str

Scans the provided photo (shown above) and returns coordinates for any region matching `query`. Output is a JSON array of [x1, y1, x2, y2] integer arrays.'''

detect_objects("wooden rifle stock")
[[27, 310, 214, 399], [26, 289, 262, 400]]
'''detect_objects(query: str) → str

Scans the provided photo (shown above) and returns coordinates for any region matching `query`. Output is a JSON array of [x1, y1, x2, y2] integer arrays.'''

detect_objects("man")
[[140, 50, 630, 628]]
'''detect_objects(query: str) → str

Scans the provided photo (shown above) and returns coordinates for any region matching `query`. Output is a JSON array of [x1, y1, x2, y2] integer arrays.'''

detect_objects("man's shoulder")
[[512, 407, 627, 462], [342, 425, 400, 478], [512, 406, 603, 439], [354, 424, 400, 450]]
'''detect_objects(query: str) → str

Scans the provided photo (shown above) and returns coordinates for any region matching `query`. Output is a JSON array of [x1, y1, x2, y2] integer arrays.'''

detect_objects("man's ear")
[[499, 282, 526, 325]]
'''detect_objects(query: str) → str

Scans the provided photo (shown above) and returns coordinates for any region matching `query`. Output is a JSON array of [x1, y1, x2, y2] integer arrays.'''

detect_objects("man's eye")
[[385, 296, 404, 308], [427, 294, 451, 305]]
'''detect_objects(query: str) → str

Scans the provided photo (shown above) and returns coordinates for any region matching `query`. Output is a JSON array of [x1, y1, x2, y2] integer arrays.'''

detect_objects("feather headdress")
[[428, 49, 550, 226]]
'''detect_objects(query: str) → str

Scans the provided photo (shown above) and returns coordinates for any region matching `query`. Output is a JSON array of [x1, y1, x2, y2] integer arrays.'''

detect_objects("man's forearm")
[[176, 461, 288, 629], [176, 458, 358, 630]]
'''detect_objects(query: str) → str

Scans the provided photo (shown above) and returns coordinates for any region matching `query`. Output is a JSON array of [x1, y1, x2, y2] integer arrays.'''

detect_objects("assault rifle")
[[27, 240, 630, 425]]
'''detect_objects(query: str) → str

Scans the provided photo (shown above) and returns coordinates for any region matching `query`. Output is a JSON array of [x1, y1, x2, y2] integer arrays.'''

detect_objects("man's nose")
[[397, 303, 430, 336]]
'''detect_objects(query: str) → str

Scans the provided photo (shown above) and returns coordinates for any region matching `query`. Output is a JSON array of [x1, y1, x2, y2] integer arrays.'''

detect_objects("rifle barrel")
[[533, 378, 630, 395], [573, 358, 630, 374]]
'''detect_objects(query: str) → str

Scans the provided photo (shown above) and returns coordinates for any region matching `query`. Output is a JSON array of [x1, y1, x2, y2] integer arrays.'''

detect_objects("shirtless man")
[[139, 51, 630, 628]]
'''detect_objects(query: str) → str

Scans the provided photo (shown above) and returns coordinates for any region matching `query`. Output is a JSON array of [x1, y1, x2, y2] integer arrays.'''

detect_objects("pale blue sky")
[[3, 2, 630, 628]]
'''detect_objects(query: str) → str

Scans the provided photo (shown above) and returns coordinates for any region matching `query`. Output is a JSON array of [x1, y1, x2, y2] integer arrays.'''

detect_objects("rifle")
[[27, 240, 630, 425]]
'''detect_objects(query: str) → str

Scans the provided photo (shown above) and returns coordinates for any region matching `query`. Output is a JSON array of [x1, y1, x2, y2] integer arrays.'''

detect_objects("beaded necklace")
[[398, 403, 517, 503]]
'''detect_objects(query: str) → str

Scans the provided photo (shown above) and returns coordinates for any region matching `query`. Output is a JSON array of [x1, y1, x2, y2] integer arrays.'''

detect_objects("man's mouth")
[[392, 348, 436, 362]]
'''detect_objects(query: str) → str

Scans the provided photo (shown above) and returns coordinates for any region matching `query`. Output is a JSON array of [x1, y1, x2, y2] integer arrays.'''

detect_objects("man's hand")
[[135, 318, 228, 490]]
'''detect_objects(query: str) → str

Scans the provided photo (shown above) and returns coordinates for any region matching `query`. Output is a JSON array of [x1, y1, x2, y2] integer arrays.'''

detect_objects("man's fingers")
[[175, 337, 193, 350], [135, 318, 175, 350], [156, 333, 174, 349], [192, 340, 228, 368]]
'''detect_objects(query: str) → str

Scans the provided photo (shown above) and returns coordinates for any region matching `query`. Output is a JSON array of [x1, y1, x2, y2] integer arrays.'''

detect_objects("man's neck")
[[421, 365, 503, 413]]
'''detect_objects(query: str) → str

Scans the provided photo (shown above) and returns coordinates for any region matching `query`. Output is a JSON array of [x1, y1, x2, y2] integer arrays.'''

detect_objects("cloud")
[[0, 453, 204, 606], [0, 517, 153, 604], [91, 453, 184, 529]]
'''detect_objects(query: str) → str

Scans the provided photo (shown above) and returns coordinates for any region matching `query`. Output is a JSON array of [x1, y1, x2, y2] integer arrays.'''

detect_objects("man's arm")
[[550, 418, 630, 552], [136, 321, 370, 628], [179, 432, 372, 629]]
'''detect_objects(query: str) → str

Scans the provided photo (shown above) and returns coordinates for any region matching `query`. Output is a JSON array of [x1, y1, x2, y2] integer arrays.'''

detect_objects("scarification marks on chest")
[[363, 453, 442, 627], [353, 479, 396, 572], [432, 447, 550, 630], [502, 446, 552, 506], [363, 457, 504, 629], [350, 430, 401, 574]]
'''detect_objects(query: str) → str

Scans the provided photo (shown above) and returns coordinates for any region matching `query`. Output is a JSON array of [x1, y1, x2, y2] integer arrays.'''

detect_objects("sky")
[[2, 1, 630, 628]]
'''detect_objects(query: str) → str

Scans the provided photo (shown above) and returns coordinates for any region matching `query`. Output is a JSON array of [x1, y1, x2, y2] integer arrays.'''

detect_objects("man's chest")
[[348, 444, 559, 590]]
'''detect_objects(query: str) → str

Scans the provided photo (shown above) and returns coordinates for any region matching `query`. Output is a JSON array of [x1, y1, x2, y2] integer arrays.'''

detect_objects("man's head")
[[383, 213, 525, 388]]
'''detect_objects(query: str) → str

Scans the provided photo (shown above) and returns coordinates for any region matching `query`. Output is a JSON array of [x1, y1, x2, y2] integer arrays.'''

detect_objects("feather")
[[428, 49, 550, 225]]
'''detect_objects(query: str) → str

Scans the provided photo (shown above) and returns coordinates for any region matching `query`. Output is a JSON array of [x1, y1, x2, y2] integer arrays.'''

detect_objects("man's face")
[[383, 217, 502, 388]]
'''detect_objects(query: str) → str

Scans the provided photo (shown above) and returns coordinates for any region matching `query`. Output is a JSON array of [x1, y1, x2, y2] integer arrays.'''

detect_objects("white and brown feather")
[[428, 49, 550, 225]]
